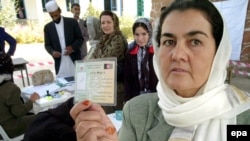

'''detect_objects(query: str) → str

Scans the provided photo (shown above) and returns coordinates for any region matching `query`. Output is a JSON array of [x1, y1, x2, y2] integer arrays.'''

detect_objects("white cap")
[[45, 1, 59, 12]]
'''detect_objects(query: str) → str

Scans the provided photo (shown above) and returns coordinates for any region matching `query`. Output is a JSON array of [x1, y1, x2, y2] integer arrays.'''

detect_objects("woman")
[[0, 53, 40, 138], [89, 10, 128, 113], [124, 18, 158, 101], [70, 0, 250, 141]]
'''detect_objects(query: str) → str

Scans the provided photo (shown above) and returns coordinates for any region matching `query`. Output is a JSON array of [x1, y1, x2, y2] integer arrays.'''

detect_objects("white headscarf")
[[153, 7, 250, 141], [0, 74, 12, 84]]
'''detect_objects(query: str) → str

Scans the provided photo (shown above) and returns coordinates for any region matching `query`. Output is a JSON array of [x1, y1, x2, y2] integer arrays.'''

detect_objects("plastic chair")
[[0, 125, 24, 141]]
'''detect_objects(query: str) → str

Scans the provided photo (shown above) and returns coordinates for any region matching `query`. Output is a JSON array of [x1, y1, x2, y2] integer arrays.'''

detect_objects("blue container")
[[115, 110, 123, 121]]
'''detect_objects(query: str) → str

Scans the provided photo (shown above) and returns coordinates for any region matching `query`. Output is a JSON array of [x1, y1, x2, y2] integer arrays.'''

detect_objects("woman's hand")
[[70, 100, 118, 141]]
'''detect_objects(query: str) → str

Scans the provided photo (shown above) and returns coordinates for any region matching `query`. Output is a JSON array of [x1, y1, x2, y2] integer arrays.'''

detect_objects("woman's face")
[[100, 15, 115, 35], [134, 26, 149, 46], [159, 9, 216, 97]]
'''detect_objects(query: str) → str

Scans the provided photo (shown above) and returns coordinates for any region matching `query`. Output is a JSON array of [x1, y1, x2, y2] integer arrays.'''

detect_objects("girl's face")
[[134, 26, 149, 47], [159, 9, 216, 98], [100, 15, 115, 35]]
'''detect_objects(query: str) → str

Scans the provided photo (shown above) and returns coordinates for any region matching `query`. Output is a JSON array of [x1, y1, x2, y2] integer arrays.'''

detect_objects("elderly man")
[[44, 1, 83, 77]]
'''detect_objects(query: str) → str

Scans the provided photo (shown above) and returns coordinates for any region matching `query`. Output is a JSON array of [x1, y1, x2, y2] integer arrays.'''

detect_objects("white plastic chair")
[[0, 125, 24, 141]]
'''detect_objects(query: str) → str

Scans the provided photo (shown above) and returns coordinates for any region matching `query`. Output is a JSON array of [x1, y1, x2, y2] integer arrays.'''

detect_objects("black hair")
[[71, 3, 80, 9], [156, 0, 223, 50], [0, 53, 14, 74], [132, 22, 149, 34], [160, 6, 167, 13]]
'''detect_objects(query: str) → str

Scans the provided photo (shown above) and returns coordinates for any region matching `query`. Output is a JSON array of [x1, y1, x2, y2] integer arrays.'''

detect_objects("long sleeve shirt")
[[0, 27, 16, 56]]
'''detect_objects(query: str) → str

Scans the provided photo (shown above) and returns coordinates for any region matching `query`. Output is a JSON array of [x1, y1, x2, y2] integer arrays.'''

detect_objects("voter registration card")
[[74, 57, 117, 106]]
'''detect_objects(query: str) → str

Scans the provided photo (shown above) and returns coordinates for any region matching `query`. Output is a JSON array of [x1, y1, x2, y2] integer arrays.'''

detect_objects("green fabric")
[[0, 81, 34, 138], [119, 93, 173, 141], [119, 90, 250, 141], [237, 109, 250, 124]]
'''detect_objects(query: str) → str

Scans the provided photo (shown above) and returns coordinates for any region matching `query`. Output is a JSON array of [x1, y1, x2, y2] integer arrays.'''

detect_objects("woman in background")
[[89, 10, 128, 113], [0, 53, 40, 138], [124, 18, 158, 101]]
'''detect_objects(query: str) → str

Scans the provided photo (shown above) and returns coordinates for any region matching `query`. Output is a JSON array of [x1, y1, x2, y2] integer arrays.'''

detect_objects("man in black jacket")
[[23, 98, 76, 141], [44, 1, 83, 77]]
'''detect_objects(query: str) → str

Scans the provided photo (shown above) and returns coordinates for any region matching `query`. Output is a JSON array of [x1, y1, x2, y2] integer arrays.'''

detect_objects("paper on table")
[[22, 83, 61, 97]]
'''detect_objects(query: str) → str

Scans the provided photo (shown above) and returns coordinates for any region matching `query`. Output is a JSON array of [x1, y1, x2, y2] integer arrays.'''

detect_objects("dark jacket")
[[0, 27, 16, 55], [124, 41, 158, 101], [0, 81, 34, 138], [44, 17, 83, 74], [23, 97, 76, 141]]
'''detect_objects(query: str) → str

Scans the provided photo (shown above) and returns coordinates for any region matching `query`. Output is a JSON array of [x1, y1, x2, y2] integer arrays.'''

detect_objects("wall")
[[150, 0, 250, 63], [24, 0, 44, 22], [123, 0, 137, 18], [243, 2, 250, 63]]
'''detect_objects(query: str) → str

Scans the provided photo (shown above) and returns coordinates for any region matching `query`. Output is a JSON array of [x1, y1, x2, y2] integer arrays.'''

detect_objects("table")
[[21, 82, 74, 114], [32, 91, 73, 114], [108, 113, 123, 131], [12, 57, 30, 87]]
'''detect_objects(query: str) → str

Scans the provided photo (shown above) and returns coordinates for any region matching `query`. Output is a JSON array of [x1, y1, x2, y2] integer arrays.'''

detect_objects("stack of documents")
[[22, 83, 61, 97]]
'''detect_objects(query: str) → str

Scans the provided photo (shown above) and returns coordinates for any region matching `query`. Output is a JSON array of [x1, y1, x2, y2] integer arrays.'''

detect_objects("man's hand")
[[30, 92, 40, 102], [52, 51, 61, 58], [64, 46, 73, 55]]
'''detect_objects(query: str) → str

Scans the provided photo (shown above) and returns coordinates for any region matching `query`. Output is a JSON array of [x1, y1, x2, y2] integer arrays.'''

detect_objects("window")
[[66, 0, 79, 11], [41, 0, 47, 12], [137, 0, 144, 16], [16, 0, 26, 19], [111, 0, 117, 11], [105, 0, 117, 11]]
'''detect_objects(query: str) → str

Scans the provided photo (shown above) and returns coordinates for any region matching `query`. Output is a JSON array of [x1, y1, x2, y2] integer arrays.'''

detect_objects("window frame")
[[66, 0, 80, 11], [111, 0, 117, 11]]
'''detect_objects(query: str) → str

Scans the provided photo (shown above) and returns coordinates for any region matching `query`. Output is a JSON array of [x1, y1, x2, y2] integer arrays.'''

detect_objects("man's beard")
[[53, 17, 61, 24]]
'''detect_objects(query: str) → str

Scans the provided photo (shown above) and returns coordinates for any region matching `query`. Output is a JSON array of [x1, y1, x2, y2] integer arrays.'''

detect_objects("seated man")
[[0, 53, 40, 138]]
